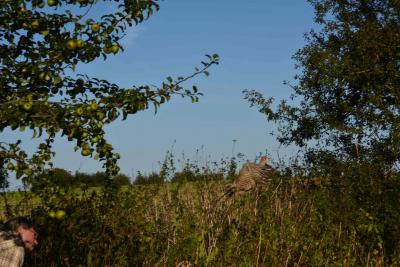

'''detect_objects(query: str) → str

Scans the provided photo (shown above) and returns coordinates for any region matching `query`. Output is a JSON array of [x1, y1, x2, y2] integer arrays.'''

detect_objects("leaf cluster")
[[0, 1, 219, 181], [244, 0, 400, 176]]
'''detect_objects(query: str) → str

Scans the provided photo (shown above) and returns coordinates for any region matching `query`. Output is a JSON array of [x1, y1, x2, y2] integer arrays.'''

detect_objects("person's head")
[[4, 216, 38, 252]]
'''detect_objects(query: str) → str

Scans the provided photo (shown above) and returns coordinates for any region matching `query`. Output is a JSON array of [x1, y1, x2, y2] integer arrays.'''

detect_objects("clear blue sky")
[[4, 0, 316, 187]]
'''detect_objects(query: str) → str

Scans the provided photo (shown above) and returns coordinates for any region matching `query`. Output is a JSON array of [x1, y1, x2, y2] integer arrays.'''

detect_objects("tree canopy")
[[245, 0, 400, 177], [30, 168, 130, 190], [0, 0, 219, 182]]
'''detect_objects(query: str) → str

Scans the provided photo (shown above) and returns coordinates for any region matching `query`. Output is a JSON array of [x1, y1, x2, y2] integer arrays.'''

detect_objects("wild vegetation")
[[0, 154, 398, 266], [242, 0, 400, 264], [1, 0, 400, 266], [29, 168, 130, 191]]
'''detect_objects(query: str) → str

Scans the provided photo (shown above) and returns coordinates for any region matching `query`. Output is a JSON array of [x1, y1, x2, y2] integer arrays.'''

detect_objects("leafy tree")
[[31, 168, 130, 190], [0, 159, 9, 189], [113, 173, 130, 186], [74, 170, 129, 187], [245, 0, 400, 178], [0, 0, 219, 182], [133, 171, 164, 185], [75, 170, 107, 186], [170, 167, 197, 183], [30, 167, 73, 191], [244, 0, 400, 258]]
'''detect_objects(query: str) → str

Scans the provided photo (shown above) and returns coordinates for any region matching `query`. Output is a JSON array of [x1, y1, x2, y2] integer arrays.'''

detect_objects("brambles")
[[9, 175, 395, 266], [1, 152, 398, 265]]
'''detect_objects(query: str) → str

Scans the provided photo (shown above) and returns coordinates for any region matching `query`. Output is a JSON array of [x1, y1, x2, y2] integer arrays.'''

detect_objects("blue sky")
[[4, 0, 316, 186]]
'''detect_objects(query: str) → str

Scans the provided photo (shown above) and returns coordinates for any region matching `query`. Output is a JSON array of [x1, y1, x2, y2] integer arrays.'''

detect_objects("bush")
[[1, 154, 398, 266], [0, 177, 394, 266], [30, 169, 131, 192]]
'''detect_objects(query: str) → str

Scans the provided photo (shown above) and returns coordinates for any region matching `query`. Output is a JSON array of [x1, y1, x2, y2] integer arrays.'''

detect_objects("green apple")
[[81, 149, 91, 156], [23, 168, 33, 175], [6, 162, 14, 170], [31, 20, 40, 30], [76, 39, 85, 48], [37, 1, 45, 8], [91, 23, 100, 32], [76, 107, 84, 115], [39, 72, 51, 81], [96, 111, 105, 120], [90, 101, 98, 110], [47, 0, 58, 6], [39, 72, 46, 80], [23, 102, 33, 111], [103, 46, 111, 54], [55, 210, 66, 219], [91, 136, 99, 143], [110, 45, 119, 54], [66, 39, 77, 50], [53, 75, 62, 84], [82, 143, 90, 150]]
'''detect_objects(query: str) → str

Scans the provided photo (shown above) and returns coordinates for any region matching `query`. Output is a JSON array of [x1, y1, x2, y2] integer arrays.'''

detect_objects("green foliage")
[[134, 151, 236, 185], [134, 171, 164, 185], [243, 0, 400, 258], [1, 175, 398, 266], [113, 173, 131, 187], [0, 149, 399, 265], [0, 0, 219, 183], [244, 0, 400, 170], [74, 171, 130, 187], [30, 168, 73, 191], [29, 168, 130, 191], [0, 159, 9, 189]]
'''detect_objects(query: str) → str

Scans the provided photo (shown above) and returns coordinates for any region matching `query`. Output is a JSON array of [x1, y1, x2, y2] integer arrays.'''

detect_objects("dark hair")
[[3, 216, 37, 232]]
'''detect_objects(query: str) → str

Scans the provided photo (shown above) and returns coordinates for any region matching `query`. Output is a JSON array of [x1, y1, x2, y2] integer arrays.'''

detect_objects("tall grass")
[[0, 154, 399, 266]]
